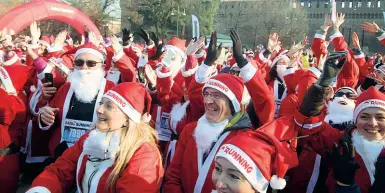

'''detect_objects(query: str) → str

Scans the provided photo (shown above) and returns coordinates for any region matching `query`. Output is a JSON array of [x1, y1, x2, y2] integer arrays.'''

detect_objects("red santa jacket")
[[259, 108, 376, 193], [330, 31, 360, 89], [311, 31, 328, 67], [37, 80, 115, 156], [111, 51, 137, 83], [28, 132, 163, 193], [164, 115, 252, 193], [21, 81, 52, 163]]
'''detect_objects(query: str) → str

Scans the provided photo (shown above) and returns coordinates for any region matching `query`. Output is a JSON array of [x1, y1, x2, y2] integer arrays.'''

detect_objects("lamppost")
[[171, 6, 186, 37]]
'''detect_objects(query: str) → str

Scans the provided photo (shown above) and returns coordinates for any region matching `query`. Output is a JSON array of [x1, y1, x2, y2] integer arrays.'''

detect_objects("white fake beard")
[[276, 65, 287, 81], [83, 129, 121, 160], [67, 68, 104, 103], [193, 115, 228, 153], [324, 97, 355, 124], [352, 130, 385, 183]]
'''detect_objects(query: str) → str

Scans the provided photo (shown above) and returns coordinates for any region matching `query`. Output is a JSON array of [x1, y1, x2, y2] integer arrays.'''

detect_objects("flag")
[[331, 0, 337, 23], [192, 15, 200, 38]]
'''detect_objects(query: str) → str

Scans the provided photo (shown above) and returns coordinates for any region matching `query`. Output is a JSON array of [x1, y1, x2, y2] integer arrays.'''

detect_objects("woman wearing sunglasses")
[[27, 83, 163, 193]]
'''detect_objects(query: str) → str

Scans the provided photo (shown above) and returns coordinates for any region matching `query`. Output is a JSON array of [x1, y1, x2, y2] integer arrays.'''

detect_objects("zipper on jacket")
[[88, 168, 99, 193]]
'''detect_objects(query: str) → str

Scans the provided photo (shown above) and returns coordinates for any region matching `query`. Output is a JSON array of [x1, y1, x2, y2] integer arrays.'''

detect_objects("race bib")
[[157, 112, 171, 141], [62, 119, 92, 147]]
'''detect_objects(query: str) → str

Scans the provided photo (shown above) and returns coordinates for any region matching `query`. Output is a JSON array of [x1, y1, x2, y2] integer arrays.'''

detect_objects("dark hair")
[[269, 65, 278, 83]]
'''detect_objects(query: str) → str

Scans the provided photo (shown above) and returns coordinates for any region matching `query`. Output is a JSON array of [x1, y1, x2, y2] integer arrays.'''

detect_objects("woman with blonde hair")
[[27, 82, 163, 193]]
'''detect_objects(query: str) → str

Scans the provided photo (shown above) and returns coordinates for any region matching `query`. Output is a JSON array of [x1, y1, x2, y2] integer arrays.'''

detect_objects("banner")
[[192, 15, 200, 38]]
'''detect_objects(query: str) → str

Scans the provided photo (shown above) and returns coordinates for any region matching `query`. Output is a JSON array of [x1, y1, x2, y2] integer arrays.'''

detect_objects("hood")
[[222, 111, 252, 133]]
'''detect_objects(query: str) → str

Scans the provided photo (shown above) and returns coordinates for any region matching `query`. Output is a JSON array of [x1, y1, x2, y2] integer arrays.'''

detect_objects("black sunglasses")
[[74, 59, 103, 67], [334, 91, 355, 99]]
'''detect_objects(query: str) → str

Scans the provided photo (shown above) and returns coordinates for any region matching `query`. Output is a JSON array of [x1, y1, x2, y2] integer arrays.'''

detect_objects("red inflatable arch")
[[0, 0, 101, 37]]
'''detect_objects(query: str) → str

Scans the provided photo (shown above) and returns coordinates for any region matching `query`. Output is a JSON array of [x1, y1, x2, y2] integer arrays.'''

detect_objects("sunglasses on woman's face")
[[334, 91, 356, 99], [74, 59, 103, 67]]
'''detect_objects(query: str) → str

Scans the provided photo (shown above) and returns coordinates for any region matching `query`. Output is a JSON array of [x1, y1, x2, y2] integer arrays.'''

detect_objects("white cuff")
[[47, 46, 63, 53], [330, 32, 343, 41], [26, 186, 51, 193], [258, 51, 269, 63], [156, 67, 172, 78], [112, 50, 125, 62], [240, 63, 257, 83], [314, 33, 326, 40], [181, 65, 199, 77], [354, 53, 365, 59], [309, 67, 322, 79], [37, 65, 54, 80], [377, 32, 385, 41], [195, 62, 216, 84]]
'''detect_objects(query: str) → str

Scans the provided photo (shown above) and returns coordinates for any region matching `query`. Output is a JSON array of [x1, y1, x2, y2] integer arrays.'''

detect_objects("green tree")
[[121, 0, 220, 39]]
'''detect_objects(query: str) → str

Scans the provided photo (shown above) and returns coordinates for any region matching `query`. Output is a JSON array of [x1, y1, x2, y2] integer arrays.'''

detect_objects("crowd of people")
[[0, 12, 385, 193]]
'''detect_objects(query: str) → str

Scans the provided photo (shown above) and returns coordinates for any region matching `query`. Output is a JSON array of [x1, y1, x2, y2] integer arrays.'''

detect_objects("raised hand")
[[267, 32, 279, 52], [361, 21, 381, 34], [204, 31, 223, 66], [333, 13, 345, 30], [54, 31, 67, 47], [317, 51, 348, 87], [332, 142, 360, 186], [88, 31, 100, 47], [110, 35, 122, 54], [121, 28, 133, 46], [230, 28, 248, 68], [186, 37, 205, 55], [42, 82, 57, 101], [144, 64, 157, 87], [137, 28, 152, 45], [352, 32, 361, 49], [323, 14, 333, 31], [30, 22, 41, 44]]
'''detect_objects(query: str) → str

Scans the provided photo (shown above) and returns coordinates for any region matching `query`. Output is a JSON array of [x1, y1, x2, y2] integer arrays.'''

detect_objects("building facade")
[[214, 0, 385, 52]]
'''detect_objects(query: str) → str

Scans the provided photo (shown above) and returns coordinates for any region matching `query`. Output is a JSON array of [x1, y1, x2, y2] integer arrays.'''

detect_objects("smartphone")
[[161, 49, 176, 67], [45, 73, 54, 87]]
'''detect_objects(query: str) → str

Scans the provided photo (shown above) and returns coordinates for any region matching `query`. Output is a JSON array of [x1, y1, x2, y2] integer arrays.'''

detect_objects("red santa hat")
[[216, 130, 297, 193], [0, 65, 30, 94], [203, 74, 244, 112], [38, 36, 52, 47], [74, 42, 105, 62], [353, 86, 385, 123], [102, 82, 152, 123], [2, 51, 20, 66], [271, 50, 289, 67], [165, 37, 186, 58]]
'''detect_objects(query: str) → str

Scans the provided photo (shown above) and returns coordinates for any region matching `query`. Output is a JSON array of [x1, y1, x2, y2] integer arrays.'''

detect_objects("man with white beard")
[[325, 87, 358, 130], [164, 29, 276, 193], [38, 43, 115, 157]]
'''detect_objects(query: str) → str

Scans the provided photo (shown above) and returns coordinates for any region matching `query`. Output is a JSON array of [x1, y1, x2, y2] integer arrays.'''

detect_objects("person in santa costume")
[[275, 51, 385, 193], [212, 130, 298, 193], [1, 40, 23, 66], [27, 82, 163, 193], [163, 29, 274, 193], [0, 65, 32, 193], [38, 42, 115, 157]]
